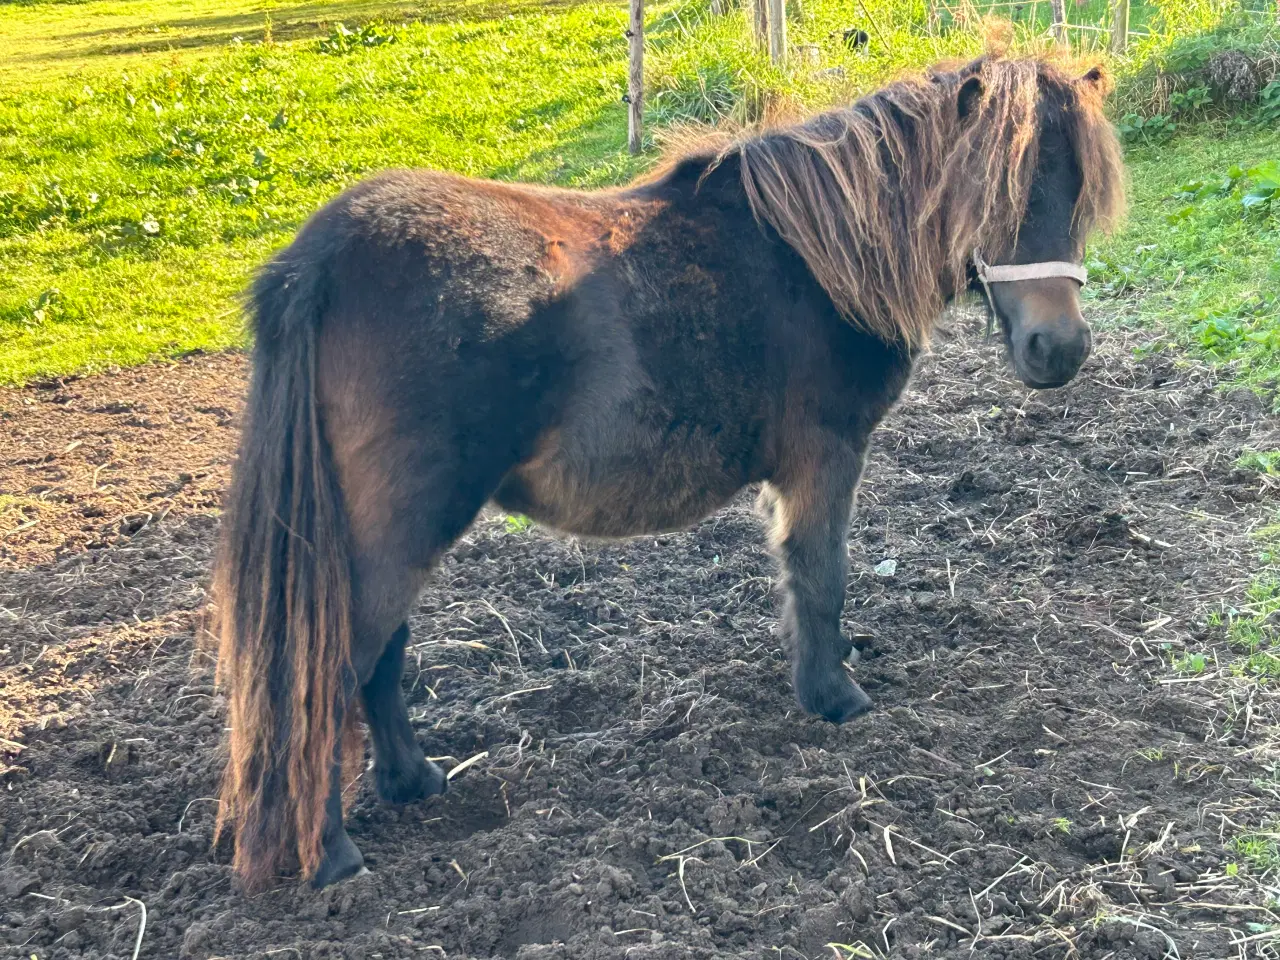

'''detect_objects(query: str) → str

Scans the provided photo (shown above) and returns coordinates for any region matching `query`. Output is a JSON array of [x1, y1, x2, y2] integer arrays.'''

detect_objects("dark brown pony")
[[211, 55, 1126, 891]]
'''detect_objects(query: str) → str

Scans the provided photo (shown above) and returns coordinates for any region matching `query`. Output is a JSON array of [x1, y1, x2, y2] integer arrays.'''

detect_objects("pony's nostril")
[[1026, 330, 1050, 367]]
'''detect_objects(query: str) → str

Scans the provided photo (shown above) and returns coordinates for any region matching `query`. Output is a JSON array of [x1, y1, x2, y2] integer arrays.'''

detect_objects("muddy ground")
[[1, 317, 1278, 960]]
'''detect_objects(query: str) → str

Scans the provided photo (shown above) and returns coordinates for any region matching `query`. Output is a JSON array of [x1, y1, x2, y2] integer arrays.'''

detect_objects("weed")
[[1262, 80, 1280, 123], [1169, 85, 1212, 116], [317, 21, 399, 55], [1170, 158, 1280, 220], [1238, 450, 1280, 474], [1119, 112, 1177, 145], [1173, 651, 1209, 674], [503, 514, 534, 535]]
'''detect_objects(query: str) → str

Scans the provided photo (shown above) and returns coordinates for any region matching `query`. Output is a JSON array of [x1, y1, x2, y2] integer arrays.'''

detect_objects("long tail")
[[211, 257, 354, 890]]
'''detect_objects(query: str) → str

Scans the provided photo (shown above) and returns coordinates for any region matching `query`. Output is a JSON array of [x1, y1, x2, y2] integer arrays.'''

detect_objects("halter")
[[972, 250, 1088, 337]]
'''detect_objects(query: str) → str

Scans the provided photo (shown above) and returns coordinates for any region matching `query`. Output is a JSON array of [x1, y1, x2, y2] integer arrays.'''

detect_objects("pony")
[[210, 55, 1126, 890]]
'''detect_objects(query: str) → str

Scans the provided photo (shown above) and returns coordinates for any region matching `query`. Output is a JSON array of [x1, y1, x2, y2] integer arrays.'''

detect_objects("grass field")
[[0, 0, 652, 382], [1, 0, 1277, 387], [1091, 122, 1280, 384]]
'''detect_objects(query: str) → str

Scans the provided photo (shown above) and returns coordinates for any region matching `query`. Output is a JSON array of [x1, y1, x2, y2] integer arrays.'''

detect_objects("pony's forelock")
[[648, 57, 1126, 349]]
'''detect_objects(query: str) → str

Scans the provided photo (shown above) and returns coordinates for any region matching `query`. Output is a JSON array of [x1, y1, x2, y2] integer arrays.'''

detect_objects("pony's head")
[[938, 57, 1126, 389], [733, 55, 1126, 389]]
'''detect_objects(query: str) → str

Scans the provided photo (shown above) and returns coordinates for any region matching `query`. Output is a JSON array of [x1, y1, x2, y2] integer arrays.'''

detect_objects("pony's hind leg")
[[362, 622, 447, 805], [312, 687, 366, 888], [312, 555, 432, 887], [766, 442, 872, 724], [308, 299, 552, 886], [310, 465, 504, 886]]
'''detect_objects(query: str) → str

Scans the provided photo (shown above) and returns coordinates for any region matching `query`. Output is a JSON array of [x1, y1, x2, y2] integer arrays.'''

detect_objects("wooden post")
[[1049, 0, 1066, 45], [768, 0, 786, 66], [627, 0, 643, 155], [752, 0, 769, 49], [1110, 0, 1129, 54]]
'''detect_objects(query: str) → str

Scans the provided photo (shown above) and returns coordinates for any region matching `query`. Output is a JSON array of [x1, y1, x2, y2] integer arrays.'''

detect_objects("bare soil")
[[2, 321, 1277, 960]]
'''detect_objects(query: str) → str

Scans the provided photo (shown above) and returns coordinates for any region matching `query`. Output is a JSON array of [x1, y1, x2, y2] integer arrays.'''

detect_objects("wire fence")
[[626, 0, 1279, 149], [929, 0, 1278, 52]]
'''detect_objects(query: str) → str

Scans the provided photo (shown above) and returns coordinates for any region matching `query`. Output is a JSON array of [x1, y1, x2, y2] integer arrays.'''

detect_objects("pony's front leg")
[[765, 444, 872, 723], [363, 623, 448, 805]]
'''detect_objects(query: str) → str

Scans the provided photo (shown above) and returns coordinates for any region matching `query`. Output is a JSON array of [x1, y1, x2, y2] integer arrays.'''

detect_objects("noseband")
[[972, 250, 1088, 337]]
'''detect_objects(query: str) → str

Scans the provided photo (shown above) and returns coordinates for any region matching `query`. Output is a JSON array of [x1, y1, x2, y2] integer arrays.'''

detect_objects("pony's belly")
[[493, 435, 746, 539]]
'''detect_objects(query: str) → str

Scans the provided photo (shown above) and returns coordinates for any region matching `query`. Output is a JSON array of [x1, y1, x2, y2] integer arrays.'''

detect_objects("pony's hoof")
[[795, 671, 874, 724], [311, 831, 365, 889], [375, 757, 448, 806]]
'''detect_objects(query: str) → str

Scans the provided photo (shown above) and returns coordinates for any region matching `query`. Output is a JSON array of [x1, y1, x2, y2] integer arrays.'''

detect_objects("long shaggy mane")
[[664, 56, 1126, 348]]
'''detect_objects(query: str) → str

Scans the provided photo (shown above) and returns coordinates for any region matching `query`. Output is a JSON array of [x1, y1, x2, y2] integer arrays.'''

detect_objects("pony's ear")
[[957, 75, 984, 122], [1078, 64, 1112, 93]]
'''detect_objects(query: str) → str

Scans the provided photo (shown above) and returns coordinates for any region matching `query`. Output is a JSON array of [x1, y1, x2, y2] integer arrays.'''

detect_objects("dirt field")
[[2, 317, 1277, 960]]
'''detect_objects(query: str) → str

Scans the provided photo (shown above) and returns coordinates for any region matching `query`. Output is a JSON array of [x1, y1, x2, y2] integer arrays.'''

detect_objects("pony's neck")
[[731, 86, 969, 348]]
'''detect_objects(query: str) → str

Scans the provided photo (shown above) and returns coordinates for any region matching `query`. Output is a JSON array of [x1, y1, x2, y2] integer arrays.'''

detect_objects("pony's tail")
[[211, 259, 354, 891]]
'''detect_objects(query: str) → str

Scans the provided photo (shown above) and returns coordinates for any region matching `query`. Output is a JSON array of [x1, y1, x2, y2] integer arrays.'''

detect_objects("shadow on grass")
[[9, 0, 597, 67]]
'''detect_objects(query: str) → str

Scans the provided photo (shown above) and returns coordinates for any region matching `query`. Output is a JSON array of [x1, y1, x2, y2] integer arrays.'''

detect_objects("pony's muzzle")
[[1014, 317, 1092, 388], [990, 278, 1093, 389]]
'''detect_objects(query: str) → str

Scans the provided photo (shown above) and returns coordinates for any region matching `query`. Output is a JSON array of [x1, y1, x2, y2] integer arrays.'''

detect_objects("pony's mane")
[[651, 57, 1126, 348]]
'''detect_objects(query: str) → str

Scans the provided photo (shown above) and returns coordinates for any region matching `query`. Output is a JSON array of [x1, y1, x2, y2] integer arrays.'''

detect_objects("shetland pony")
[[211, 55, 1125, 889]]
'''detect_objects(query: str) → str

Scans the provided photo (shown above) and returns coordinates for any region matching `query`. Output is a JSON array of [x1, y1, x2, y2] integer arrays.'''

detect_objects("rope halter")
[[972, 250, 1088, 337]]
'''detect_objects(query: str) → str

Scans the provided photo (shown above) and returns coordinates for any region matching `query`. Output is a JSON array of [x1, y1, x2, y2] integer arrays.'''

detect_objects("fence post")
[[627, 0, 643, 155], [768, 0, 787, 66], [752, 0, 768, 48], [1049, 0, 1066, 45], [1110, 0, 1129, 53]]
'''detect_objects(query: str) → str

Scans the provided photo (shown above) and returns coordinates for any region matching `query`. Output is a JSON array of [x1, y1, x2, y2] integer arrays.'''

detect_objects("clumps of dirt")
[[1, 321, 1278, 960], [0, 352, 245, 567]]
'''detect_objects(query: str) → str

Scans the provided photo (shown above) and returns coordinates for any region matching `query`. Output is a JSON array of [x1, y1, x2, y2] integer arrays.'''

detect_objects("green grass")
[[1223, 565, 1280, 676], [0, 0, 563, 84], [1213, 523, 1280, 881], [1232, 829, 1280, 877], [1088, 120, 1280, 390], [936, 0, 1162, 41], [0, 0, 652, 383]]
